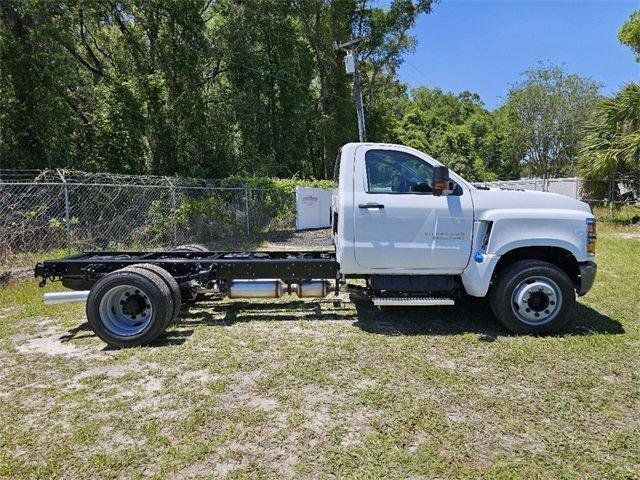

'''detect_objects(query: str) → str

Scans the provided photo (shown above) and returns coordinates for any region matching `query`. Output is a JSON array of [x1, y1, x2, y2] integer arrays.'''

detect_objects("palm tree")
[[579, 83, 640, 179], [578, 83, 640, 202]]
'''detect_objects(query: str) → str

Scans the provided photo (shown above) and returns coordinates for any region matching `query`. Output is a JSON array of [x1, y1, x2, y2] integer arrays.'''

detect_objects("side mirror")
[[432, 166, 455, 196]]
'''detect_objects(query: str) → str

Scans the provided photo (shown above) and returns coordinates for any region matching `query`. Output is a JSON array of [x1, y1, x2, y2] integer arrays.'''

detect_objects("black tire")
[[122, 264, 182, 325], [173, 244, 209, 252], [86, 268, 174, 347], [489, 259, 575, 334]]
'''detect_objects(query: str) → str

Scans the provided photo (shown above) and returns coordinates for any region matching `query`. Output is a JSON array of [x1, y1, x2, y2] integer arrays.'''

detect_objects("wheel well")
[[493, 247, 579, 288]]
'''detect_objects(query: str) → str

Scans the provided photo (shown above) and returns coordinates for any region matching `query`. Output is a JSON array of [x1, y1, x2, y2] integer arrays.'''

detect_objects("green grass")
[[593, 204, 640, 226], [0, 247, 78, 271], [0, 226, 639, 479]]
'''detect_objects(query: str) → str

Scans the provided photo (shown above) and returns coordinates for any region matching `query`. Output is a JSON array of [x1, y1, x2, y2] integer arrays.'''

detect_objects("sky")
[[397, 0, 640, 109]]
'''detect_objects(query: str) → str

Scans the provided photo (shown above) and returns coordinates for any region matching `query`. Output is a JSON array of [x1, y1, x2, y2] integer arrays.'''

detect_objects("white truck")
[[36, 143, 597, 347]]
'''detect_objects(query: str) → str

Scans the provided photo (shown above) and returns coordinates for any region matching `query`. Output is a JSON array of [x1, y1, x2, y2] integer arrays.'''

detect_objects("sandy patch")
[[353, 378, 378, 390], [0, 306, 19, 318], [70, 362, 142, 386], [339, 408, 377, 447], [12, 319, 106, 360], [178, 369, 219, 384], [100, 426, 145, 449], [172, 456, 248, 479], [172, 440, 298, 480], [406, 430, 428, 453], [247, 396, 279, 411], [17, 333, 88, 358], [607, 231, 640, 239]]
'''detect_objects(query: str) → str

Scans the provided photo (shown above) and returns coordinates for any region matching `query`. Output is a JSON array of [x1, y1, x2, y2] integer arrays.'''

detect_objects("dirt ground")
[[0, 227, 638, 479]]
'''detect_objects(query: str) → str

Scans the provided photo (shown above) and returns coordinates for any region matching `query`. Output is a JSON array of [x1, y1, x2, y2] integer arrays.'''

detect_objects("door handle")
[[358, 203, 385, 209]]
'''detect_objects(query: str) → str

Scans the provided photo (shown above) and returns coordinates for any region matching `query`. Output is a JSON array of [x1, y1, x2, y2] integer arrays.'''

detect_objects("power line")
[[398, 64, 426, 89], [403, 60, 432, 87]]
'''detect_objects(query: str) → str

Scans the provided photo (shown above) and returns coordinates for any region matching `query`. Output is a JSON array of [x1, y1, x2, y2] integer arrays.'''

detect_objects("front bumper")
[[577, 261, 597, 296]]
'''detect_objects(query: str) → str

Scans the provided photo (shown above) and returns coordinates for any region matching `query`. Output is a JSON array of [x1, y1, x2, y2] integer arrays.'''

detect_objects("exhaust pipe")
[[227, 279, 332, 299], [228, 280, 286, 299], [44, 290, 90, 305], [296, 280, 331, 298]]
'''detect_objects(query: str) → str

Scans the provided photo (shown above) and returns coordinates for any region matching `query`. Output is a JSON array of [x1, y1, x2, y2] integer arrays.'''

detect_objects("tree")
[[291, 0, 436, 178], [0, 1, 80, 170], [392, 87, 510, 181], [578, 84, 640, 180], [292, 0, 357, 178], [354, 0, 436, 134], [0, 0, 229, 175], [76, 0, 225, 176], [502, 63, 601, 177], [579, 11, 640, 184], [618, 10, 640, 60], [0, 0, 439, 178]]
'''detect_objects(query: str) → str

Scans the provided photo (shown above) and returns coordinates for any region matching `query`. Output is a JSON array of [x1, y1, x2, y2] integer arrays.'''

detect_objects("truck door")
[[353, 146, 474, 271]]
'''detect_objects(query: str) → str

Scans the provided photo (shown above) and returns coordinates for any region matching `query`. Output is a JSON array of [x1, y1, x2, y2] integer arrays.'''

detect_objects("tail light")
[[586, 218, 596, 254]]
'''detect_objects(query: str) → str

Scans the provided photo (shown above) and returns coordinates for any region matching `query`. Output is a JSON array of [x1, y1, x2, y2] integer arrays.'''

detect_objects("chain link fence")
[[2, 170, 639, 267], [0, 170, 297, 263]]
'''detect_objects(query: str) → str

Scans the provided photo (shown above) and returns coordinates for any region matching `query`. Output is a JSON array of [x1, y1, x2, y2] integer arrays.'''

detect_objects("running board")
[[373, 296, 455, 307]]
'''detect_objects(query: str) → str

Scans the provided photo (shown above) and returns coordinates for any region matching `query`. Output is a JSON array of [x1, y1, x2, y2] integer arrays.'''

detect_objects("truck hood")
[[470, 188, 592, 217]]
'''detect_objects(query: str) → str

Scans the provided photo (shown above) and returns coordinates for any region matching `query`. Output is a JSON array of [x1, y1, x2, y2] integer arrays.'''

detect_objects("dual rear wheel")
[[87, 244, 207, 347], [86, 264, 181, 347]]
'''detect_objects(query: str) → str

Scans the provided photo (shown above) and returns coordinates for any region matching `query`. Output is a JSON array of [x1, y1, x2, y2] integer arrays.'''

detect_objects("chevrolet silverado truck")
[[35, 143, 597, 347]]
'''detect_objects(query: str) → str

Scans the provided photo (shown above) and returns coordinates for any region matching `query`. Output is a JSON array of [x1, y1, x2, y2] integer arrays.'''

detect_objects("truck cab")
[[332, 142, 597, 333]]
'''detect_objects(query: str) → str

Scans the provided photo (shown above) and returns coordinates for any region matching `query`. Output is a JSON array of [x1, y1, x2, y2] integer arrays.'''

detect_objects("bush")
[[146, 177, 337, 243], [222, 177, 336, 232]]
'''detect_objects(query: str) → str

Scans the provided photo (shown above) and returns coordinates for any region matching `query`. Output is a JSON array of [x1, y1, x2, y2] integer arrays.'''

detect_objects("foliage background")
[[0, 2, 638, 183]]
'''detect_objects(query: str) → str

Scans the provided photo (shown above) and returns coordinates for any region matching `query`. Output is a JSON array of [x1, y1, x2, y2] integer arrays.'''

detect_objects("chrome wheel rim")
[[99, 285, 153, 336], [511, 276, 562, 326]]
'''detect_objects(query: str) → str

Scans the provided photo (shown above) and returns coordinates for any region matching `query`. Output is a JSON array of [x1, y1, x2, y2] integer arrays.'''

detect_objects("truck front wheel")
[[489, 259, 575, 334]]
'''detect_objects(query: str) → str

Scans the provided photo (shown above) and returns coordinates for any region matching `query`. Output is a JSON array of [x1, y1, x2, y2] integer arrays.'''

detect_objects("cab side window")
[[365, 150, 434, 194]]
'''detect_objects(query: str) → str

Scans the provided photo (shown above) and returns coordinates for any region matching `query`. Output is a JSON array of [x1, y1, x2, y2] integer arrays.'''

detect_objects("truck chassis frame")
[[35, 250, 341, 291]]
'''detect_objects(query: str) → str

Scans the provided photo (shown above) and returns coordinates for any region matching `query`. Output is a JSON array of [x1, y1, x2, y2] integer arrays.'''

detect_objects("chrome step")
[[372, 296, 455, 307]]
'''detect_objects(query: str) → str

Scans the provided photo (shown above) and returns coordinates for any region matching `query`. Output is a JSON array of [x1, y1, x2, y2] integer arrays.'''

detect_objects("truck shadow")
[[59, 294, 623, 348], [181, 298, 357, 326], [177, 292, 623, 340], [349, 294, 624, 338], [58, 322, 195, 348]]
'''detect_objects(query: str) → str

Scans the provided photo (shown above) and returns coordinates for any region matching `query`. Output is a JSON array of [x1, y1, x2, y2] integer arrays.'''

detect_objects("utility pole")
[[334, 37, 367, 142]]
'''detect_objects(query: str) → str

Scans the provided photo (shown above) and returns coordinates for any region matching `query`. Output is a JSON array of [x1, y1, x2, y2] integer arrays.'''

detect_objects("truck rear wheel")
[[122, 264, 182, 325], [86, 269, 174, 347], [489, 259, 575, 334]]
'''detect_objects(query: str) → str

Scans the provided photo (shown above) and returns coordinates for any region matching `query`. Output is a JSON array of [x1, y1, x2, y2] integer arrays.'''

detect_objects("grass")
[[0, 247, 78, 272], [593, 204, 640, 226], [0, 226, 639, 479]]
